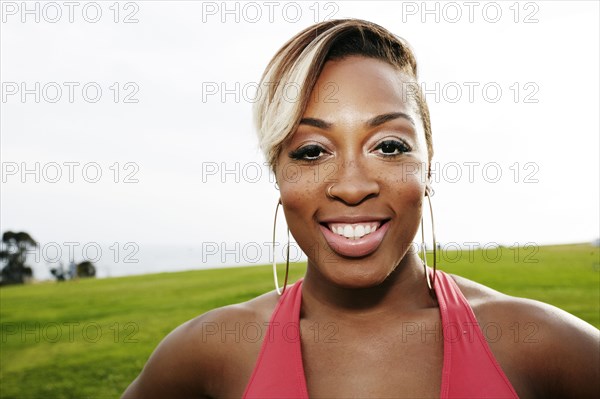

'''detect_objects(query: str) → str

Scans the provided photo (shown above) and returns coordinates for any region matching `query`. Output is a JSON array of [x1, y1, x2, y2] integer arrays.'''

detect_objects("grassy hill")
[[1, 243, 598, 398]]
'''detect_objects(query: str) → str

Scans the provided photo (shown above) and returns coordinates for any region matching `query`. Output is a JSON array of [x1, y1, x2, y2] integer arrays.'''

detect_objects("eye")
[[289, 144, 327, 161], [373, 139, 411, 157]]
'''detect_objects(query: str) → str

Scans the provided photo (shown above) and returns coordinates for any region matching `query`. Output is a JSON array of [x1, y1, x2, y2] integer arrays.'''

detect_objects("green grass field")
[[1, 244, 598, 399]]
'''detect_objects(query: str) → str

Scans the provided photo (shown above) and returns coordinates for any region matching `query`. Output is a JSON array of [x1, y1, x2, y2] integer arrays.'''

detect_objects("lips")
[[319, 218, 390, 258]]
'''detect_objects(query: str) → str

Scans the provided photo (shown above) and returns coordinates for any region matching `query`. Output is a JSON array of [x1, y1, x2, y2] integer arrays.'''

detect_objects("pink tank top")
[[243, 269, 519, 398]]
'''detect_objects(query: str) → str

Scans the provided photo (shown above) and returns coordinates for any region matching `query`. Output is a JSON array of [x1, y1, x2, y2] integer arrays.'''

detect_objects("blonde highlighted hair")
[[254, 18, 432, 170]]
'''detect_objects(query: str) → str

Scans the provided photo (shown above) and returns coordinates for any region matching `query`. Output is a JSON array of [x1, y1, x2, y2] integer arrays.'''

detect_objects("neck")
[[300, 252, 436, 321]]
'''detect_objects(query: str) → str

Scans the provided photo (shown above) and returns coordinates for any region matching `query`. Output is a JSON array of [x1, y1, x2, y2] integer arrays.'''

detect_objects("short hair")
[[254, 18, 433, 172]]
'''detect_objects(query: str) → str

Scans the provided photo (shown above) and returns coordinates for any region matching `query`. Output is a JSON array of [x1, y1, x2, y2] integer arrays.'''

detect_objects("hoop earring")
[[421, 185, 437, 299], [272, 198, 290, 295]]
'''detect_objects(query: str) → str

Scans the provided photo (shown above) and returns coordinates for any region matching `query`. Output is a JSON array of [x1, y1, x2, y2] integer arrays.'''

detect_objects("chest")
[[299, 316, 444, 398]]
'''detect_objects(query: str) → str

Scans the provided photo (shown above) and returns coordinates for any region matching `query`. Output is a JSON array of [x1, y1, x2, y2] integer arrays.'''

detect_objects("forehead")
[[303, 56, 420, 122]]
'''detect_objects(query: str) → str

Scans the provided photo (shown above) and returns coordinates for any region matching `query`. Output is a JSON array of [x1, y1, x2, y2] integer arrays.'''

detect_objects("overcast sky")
[[1, 1, 599, 278]]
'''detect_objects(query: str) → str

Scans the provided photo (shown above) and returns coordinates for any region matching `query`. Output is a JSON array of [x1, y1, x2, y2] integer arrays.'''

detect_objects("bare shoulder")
[[450, 273, 598, 336], [450, 273, 599, 398], [121, 290, 280, 399]]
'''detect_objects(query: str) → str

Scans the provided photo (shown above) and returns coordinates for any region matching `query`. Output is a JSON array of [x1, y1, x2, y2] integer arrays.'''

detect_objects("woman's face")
[[275, 56, 429, 289]]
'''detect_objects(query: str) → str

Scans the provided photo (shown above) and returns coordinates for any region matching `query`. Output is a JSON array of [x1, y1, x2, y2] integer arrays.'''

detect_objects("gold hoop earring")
[[421, 185, 437, 299], [272, 198, 290, 295]]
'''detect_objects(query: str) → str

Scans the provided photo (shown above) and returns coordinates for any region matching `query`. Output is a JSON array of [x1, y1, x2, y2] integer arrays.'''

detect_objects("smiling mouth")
[[322, 220, 390, 240]]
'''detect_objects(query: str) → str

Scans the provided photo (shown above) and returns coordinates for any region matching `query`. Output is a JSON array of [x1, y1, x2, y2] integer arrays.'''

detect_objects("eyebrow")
[[298, 117, 332, 129], [299, 112, 415, 130]]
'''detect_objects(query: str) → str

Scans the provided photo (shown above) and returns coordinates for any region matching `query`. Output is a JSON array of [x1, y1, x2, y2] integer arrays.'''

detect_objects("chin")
[[319, 260, 396, 289]]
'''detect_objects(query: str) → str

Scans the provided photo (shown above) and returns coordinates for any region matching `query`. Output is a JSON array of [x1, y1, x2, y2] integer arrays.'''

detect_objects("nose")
[[326, 159, 380, 205]]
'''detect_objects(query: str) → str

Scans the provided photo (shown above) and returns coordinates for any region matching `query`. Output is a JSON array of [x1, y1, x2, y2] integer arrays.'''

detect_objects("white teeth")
[[328, 222, 381, 240], [343, 225, 353, 238], [355, 225, 365, 237]]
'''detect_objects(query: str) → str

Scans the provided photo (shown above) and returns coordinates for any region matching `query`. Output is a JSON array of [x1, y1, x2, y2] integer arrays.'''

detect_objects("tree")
[[76, 261, 96, 278], [50, 260, 96, 281], [0, 231, 37, 286], [50, 262, 68, 281]]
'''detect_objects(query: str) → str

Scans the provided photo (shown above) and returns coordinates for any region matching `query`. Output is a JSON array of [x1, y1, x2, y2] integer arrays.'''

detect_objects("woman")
[[122, 19, 599, 398]]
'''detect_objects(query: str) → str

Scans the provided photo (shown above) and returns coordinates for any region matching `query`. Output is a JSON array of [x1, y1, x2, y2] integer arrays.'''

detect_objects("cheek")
[[275, 163, 322, 246], [386, 161, 427, 207], [384, 164, 426, 247], [402, 178, 425, 210], [277, 163, 319, 210]]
